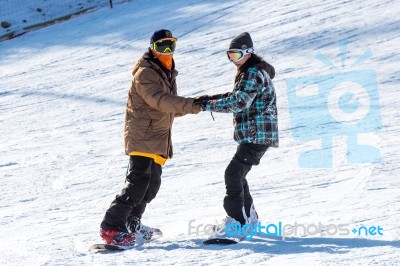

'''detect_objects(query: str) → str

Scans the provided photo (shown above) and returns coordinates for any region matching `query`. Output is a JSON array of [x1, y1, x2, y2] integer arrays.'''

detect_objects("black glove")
[[194, 95, 211, 104], [194, 93, 229, 104]]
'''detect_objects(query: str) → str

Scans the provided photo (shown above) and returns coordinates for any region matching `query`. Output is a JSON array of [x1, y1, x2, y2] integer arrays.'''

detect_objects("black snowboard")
[[90, 243, 135, 251], [203, 238, 238, 245]]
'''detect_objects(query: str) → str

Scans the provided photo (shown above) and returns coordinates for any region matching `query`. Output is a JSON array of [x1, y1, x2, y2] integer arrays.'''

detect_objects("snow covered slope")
[[1, 0, 399, 265]]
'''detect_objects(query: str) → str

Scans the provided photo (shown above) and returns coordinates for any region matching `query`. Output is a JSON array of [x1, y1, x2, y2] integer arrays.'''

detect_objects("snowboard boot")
[[210, 205, 259, 241], [100, 229, 135, 246], [128, 217, 163, 245], [210, 216, 246, 240], [246, 203, 259, 226]]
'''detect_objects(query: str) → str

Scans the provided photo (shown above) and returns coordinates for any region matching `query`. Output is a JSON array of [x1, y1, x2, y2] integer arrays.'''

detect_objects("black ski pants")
[[224, 143, 268, 225], [100, 156, 162, 232]]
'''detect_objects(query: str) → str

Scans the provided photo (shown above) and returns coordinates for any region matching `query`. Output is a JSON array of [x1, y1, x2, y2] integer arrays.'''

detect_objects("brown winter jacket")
[[124, 50, 195, 159]]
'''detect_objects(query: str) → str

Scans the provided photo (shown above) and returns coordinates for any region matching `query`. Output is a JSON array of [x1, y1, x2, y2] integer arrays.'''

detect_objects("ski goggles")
[[226, 47, 254, 62], [152, 38, 177, 54]]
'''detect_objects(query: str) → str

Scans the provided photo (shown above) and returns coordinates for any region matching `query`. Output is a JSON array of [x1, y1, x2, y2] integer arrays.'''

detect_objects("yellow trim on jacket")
[[129, 151, 167, 166]]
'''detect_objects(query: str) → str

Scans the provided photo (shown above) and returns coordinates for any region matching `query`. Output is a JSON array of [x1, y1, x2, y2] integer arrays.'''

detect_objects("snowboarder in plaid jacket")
[[195, 32, 278, 229]]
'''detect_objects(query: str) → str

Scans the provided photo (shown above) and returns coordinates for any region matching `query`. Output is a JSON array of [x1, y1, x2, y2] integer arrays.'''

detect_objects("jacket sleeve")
[[174, 113, 185, 118], [202, 67, 259, 113], [134, 67, 195, 114]]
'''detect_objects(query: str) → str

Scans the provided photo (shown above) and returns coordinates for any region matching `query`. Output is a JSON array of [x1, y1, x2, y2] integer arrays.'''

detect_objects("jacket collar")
[[236, 54, 275, 80], [142, 49, 177, 79]]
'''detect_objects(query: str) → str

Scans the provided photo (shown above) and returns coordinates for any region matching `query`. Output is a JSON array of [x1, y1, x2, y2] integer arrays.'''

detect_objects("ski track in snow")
[[1, 0, 400, 265]]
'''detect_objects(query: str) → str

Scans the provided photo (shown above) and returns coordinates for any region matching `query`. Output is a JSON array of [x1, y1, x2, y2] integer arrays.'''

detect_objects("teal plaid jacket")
[[201, 61, 278, 147]]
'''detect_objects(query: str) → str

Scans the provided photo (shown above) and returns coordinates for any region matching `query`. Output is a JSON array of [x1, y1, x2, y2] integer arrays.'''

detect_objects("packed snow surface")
[[1, 0, 399, 265]]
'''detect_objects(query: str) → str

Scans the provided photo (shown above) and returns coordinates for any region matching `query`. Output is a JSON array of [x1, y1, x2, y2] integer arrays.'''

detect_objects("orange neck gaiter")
[[151, 49, 173, 70]]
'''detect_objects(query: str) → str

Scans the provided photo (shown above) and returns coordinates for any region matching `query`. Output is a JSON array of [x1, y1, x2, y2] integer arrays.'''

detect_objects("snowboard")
[[90, 243, 135, 251], [203, 223, 247, 245], [203, 238, 239, 245], [90, 229, 163, 252]]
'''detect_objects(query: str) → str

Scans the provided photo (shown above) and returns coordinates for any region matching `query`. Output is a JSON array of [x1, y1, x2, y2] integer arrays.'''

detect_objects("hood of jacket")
[[237, 53, 275, 80]]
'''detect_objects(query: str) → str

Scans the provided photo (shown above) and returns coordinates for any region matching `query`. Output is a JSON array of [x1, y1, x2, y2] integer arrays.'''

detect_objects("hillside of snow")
[[1, 0, 399, 265], [0, 0, 127, 38]]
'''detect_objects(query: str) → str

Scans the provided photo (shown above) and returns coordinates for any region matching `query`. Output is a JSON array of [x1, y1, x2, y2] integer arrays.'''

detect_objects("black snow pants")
[[100, 155, 162, 232], [224, 143, 268, 225]]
